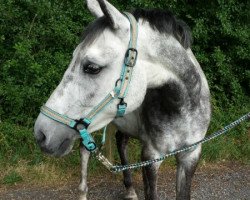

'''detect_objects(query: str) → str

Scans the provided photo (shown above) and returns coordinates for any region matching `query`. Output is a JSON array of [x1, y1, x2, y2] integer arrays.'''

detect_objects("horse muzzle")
[[34, 114, 78, 157]]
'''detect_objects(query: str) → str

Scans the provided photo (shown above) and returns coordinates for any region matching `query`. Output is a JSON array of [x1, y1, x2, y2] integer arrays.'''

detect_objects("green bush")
[[0, 0, 249, 164], [0, 0, 93, 125]]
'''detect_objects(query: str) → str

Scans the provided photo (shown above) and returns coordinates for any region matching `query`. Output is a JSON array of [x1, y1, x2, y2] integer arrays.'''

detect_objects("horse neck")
[[136, 21, 183, 88], [138, 20, 203, 88]]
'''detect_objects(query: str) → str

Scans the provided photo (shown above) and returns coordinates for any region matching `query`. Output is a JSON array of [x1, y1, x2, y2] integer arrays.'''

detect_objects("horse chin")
[[58, 142, 74, 157], [53, 138, 76, 157]]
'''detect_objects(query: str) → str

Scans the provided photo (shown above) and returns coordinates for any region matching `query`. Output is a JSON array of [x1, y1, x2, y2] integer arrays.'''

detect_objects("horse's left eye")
[[83, 63, 102, 74]]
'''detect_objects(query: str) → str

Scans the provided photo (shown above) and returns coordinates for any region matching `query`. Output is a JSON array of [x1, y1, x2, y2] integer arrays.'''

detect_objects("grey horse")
[[34, 0, 211, 199]]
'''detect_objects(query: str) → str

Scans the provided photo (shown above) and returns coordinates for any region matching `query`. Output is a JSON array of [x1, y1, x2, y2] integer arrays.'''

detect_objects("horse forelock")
[[81, 16, 111, 48]]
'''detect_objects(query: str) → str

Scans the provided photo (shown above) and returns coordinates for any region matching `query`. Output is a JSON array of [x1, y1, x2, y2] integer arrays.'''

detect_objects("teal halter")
[[40, 12, 138, 152]]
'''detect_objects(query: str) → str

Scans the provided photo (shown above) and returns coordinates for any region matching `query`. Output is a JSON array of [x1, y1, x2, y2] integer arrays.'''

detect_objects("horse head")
[[34, 0, 147, 156]]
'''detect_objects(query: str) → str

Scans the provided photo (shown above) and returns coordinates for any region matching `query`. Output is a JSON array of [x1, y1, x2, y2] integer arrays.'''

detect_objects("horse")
[[34, 0, 211, 200]]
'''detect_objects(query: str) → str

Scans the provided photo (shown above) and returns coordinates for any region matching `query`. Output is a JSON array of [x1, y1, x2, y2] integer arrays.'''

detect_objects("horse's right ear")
[[86, 0, 104, 18]]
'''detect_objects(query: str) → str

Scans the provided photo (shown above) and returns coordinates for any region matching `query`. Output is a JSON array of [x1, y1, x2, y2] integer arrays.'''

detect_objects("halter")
[[40, 12, 138, 152]]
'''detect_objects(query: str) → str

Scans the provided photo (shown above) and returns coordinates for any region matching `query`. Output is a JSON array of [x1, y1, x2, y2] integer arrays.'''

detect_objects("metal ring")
[[115, 78, 122, 87]]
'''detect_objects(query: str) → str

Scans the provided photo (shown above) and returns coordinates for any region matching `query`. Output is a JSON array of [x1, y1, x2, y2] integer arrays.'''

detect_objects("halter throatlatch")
[[40, 12, 138, 152]]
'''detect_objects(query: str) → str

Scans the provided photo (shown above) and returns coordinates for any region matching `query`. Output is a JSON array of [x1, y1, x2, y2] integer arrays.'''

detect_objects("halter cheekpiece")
[[40, 12, 138, 152]]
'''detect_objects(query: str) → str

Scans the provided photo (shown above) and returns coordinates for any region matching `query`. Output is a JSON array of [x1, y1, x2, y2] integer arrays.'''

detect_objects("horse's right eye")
[[83, 63, 102, 74]]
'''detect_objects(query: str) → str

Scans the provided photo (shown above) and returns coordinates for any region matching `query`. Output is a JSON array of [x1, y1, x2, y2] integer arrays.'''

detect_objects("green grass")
[[2, 171, 23, 185], [0, 103, 249, 187], [201, 102, 250, 163]]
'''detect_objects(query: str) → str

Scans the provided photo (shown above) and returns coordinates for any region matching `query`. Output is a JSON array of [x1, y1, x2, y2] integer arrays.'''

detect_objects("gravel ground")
[[0, 163, 249, 200]]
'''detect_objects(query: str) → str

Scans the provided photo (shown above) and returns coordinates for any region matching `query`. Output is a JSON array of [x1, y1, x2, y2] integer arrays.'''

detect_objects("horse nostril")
[[36, 130, 46, 145]]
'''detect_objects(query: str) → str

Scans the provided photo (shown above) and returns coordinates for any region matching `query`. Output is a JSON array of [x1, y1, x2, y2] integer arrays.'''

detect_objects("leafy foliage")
[[0, 0, 92, 125], [0, 0, 249, 166]]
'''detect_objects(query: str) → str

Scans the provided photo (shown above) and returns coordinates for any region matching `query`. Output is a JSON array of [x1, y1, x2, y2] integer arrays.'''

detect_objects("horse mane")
[[82, 8, 192, 49], [132, 8, 192, 49]]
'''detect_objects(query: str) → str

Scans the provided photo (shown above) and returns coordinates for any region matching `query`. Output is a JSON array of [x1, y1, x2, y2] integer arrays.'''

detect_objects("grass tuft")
[[2, 171, 23, 185]]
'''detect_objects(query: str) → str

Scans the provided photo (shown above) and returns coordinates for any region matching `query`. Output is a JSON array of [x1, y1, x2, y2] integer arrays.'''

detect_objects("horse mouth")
[[56, 138, 72, 156], [39, 138, 75, 157]]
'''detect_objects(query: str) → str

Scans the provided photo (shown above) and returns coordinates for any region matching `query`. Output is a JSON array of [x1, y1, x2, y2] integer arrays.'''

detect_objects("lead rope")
[[94, 112, 250, 173]]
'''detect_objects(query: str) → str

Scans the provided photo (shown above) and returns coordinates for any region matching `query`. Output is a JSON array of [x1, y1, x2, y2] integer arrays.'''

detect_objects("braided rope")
[[95, 112, 250, 173]]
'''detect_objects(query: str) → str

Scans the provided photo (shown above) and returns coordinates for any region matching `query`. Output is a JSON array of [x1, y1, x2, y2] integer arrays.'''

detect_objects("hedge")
[[0, 0, 249, 126]]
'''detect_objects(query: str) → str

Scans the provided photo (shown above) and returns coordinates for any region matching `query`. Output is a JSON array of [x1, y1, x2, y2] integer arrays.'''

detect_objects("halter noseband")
[[40, 12, 138, 152]]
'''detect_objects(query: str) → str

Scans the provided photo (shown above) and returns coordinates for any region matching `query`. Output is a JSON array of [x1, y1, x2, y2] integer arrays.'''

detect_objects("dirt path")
[[0, 163, 249, 200]]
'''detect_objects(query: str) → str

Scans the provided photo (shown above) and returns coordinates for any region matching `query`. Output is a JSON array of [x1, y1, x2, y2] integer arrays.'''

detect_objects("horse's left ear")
[[97, 0, 128, 29]]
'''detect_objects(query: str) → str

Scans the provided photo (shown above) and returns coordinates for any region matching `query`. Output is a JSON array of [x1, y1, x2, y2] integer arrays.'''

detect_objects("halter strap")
[[40, 12, 138, 151]]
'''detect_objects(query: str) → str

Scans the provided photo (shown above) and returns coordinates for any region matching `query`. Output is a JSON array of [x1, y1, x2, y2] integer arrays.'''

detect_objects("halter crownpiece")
[[40, 12, 138, 152]]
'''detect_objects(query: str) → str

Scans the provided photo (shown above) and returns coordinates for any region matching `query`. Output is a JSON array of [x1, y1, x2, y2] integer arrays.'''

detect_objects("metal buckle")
[[124, 48, 138, 67]]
